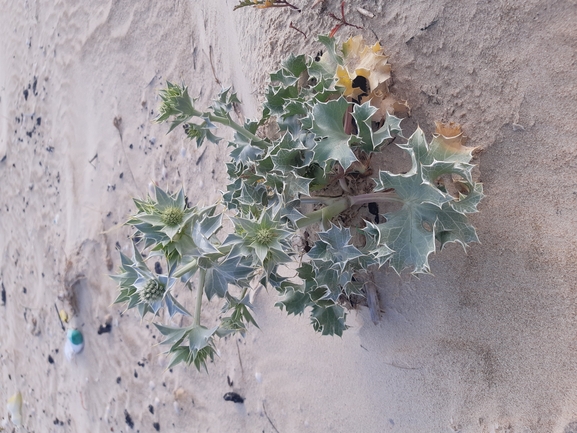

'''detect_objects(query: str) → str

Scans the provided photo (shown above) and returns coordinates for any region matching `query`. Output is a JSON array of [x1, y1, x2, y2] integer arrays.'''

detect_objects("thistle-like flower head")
[[112, 242, 183, 318], [161, 206, 185, 227], [231, 207, 292, 265], [140, 278, 166, 303], [128, 186, 193, 243]]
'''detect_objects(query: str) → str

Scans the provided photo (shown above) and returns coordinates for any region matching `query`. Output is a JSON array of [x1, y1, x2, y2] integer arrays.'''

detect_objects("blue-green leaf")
[[310, 97, 358, 170]]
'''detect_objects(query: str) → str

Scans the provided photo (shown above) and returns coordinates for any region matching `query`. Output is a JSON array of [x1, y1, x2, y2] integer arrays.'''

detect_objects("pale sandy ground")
[[1, 1, 577, 432]]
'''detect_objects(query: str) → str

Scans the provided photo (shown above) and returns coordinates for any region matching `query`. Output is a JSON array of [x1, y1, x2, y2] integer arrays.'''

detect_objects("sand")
[[1, 0, 577, 432]]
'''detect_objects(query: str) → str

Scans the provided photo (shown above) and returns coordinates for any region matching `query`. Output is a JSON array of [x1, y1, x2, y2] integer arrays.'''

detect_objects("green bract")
[[113, 35, 484, 371]]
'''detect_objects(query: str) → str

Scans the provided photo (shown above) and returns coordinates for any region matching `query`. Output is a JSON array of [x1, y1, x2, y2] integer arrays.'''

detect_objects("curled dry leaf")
[[336, 35, 410, 122], [433, 121, 477, 158]]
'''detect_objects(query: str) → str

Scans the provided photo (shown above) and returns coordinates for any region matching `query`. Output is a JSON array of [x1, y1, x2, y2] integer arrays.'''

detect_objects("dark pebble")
[[223, 392, 244, 403], [97, 323, 112, 335], [124, 409, 134, 429], [1, 282, 6, 306], [154, 262, 162, 274], [48, 355, 54, 364], [116, 377, 121, 384], [153, 422, 160, 431], [148, 404, 154, 414]]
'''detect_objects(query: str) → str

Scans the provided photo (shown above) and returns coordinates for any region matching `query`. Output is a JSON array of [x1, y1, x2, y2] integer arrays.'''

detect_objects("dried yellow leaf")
[[336, 65, 364, 98], [434, 121, 467, 148], [337, 35, 392, 101], [431, 121, 477, 163]]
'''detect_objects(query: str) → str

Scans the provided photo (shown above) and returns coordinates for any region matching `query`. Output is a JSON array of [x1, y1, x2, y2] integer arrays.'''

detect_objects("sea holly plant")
[[113, 35, 483, 371]]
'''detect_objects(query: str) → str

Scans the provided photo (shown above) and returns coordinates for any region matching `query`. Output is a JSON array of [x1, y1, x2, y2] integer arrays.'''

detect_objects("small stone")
[[124, 409, 134, 429], [512, 123, 525, 131], [154, 262, 162, 274], [173, 387, 186, 400], [97, 323, 112, 335], [223, 392, 244, 404]]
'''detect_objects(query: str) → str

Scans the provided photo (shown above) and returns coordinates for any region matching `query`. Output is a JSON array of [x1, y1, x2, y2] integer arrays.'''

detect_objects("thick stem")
[[194, 268, 206, 326], [296, 197, 351, 228], [348, 191, 402, 206], [208, 113, 267, 147], [297, 191, 401, 228], [173, 259, 198, 279]]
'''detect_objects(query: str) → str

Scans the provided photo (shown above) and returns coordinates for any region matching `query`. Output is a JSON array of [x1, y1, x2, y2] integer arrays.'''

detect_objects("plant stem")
[[194, 268, 206, 326], [208, 113, 267, 147], [348, 191, 402, 206], [173, 259, 198, 278], [297, 191, 401, 228], [296, 197, 351, 228]]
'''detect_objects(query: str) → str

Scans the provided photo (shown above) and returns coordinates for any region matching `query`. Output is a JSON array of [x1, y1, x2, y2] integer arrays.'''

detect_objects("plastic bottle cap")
[[68, 329, 84, 345]]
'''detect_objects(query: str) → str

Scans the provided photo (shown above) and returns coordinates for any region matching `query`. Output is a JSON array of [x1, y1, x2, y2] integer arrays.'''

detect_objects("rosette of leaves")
[[127, 186, 196, 269], [112, 243, 186, 318], [154, 322, 220, 371], [114, 34, 484, 371], [230, 208, 292, 264]]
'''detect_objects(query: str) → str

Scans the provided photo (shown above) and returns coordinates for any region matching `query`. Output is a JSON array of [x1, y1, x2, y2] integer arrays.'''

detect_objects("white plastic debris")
[[357, 7, 375, 18], [64, 329, 84, 361], [7, 392, 22, 426]]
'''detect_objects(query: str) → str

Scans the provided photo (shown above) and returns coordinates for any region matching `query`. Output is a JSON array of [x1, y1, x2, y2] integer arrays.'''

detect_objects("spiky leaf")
[[310, 97, 358, 169]]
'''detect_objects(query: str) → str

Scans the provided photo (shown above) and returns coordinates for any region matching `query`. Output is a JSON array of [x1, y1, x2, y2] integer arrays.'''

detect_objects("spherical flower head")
[[161, 206, 184, 227], [254, 227, 275, 246], [141, 279, 166, 303]]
